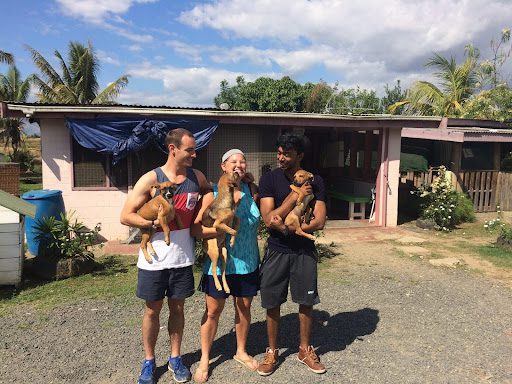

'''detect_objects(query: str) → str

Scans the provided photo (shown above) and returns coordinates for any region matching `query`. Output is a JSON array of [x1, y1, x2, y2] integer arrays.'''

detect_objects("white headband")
[[222, 148, 245, 163]]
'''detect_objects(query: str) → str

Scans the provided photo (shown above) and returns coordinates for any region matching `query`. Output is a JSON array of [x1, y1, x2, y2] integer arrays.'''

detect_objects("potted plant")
[[33, 211, 101, 280]]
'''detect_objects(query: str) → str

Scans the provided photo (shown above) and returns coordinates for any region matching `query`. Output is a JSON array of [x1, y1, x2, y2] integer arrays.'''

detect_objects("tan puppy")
[[284, 169, 316, 240], [201, 172, 241, 293], [138, 181, 183, 263]]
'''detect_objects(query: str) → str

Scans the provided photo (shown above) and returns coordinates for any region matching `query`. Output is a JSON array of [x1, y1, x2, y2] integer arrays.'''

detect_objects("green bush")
[[34, 211, 101, 260], [453, 192, 476, 224], [414, 166, 475, 231], [8, 143, 35, 173]]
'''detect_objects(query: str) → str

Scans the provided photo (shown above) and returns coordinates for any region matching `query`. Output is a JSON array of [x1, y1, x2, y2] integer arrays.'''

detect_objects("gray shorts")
[[136, 266, 195, 302], [259, 248, 320, 309]]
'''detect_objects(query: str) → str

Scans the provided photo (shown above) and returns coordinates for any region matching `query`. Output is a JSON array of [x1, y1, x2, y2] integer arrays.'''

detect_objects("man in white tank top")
[[120, 128, 212, 384]]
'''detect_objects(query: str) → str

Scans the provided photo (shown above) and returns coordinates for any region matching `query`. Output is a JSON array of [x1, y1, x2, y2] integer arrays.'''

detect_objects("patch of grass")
[[0, 255, 138, 317], [471, 244, 512, 269], [20, 182, 42, 195]]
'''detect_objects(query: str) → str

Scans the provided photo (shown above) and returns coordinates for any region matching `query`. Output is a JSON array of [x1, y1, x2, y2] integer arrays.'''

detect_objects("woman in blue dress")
[[192, 149, 261, 383]]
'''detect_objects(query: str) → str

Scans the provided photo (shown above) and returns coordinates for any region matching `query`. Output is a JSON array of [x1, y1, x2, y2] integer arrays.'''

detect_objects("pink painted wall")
[[40, 118, 129, 240]]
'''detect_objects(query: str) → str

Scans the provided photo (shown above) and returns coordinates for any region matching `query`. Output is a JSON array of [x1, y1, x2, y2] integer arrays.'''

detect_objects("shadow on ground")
[[162, 307, 379, 380]]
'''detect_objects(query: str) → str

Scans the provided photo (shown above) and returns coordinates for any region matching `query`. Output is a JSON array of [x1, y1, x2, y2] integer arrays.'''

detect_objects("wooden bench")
[[326, 190, 372, 220]]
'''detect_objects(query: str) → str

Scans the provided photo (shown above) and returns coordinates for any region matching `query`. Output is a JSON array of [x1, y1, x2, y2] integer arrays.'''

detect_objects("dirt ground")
[[1, 221, 511, 383]]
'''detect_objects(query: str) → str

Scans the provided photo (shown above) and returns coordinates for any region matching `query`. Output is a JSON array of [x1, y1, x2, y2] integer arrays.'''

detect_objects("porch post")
[[386, 128, 401, 227], [374, 127, 401, 227]]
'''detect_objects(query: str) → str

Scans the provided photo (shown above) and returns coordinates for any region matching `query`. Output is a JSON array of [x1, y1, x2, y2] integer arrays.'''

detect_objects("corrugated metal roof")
[[0, 189, 36, 218], [447, 127, 512, 134]]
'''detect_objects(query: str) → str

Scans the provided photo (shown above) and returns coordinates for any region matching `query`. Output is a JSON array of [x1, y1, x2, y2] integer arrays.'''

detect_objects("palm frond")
[[0, 50, 14, 65], [93, 75, 129, 104], [25, 45, 64, 91], [54, 50, 72, 87]]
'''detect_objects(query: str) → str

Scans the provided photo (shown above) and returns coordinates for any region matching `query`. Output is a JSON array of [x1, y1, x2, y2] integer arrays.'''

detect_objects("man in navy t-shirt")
[[256, 133, 327, 376]]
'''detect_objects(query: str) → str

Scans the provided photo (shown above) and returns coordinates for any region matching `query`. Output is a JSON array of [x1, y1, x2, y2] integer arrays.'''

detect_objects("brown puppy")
[[138, 181, 183, 263], [201, 172, 241, 293], [284, 169, 316, 240]]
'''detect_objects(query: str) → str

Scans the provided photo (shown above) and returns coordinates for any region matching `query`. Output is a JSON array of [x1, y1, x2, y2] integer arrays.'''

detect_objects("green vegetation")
[[0, 255, 138, 316], [0, 49, 14, 65], [27, 41, 129, 104], [471, 244, 512, 269], [0, 254, 204, 317], [413, 166, 475, 231], [214, 76, 403, 114], [34, 211, 101, 260]]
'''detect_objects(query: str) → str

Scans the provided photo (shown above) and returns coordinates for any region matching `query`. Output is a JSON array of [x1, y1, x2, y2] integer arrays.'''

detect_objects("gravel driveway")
[[1, 227, 511, 384]]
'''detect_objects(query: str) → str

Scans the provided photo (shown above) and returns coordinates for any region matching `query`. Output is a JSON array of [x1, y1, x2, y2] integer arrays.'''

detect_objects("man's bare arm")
[[300, 200, 327, 233], [260, 182, 313, 229], [120, 171, 156, 228]]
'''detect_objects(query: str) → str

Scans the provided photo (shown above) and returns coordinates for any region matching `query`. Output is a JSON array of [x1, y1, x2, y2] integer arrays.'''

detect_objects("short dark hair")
[[165, 128, 194, 148], [276, 133, 305, 154]]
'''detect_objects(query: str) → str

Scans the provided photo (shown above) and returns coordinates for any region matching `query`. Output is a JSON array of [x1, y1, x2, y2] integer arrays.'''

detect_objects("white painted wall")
[[0, 206, 23, 286]]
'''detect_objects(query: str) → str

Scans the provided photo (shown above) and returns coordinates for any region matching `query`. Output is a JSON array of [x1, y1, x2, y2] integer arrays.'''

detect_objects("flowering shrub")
[[483, 205, 505, 232], [34, 211, 101, 259], [413, 166, 475, 231]]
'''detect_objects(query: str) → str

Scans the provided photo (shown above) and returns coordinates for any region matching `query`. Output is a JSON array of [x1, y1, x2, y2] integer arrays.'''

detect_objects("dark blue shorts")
[[136, 266, 195, 302], [198, 269, 259, 298]]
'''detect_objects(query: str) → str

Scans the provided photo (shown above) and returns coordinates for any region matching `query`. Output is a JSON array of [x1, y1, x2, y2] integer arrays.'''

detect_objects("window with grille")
[[72, 139, 128, 188], [72, 140, 207, 189]]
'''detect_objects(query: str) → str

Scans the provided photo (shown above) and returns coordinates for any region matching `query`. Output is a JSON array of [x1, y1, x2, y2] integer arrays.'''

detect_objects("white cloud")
[[97, 50, 121, 66], [127, 44, 143, 52], [56, 0, 155, 42], [126, 63, 278, 106], [179, 0, 512, 88], [56, 0, 158, 23], [165, 40, 203, 63]]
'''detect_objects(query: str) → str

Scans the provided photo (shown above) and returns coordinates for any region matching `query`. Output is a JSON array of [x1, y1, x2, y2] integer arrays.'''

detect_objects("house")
[[2, 101, 483, 240], [401, 117, 512, 212], [0, 189, 36, 286]]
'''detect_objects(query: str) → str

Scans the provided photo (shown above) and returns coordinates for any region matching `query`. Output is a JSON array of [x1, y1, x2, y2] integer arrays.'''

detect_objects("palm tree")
[[390, 52, 479, 116], [26, 41, 129, 104], [0, 50, 14, 65], [0, 65, 31, 156]]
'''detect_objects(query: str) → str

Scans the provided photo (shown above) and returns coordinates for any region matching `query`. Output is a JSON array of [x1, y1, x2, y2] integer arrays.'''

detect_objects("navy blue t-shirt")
[[258, 168, 325, 253]]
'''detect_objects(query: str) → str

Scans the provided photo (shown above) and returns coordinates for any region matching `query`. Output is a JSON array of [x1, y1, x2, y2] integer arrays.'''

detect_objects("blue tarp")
[[66, 117, 218, 164]]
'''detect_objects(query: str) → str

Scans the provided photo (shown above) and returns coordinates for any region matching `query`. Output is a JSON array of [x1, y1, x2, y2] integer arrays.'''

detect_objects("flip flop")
[[194, 367, 209, 383], [233, 355, 259, 371]]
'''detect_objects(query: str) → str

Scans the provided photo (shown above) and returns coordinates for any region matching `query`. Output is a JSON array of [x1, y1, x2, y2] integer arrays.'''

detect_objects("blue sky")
[[1, 0, 511, 108]]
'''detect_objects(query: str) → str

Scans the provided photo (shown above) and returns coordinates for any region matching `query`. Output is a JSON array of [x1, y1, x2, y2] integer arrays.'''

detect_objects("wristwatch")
[[282, 224, 290, 236]]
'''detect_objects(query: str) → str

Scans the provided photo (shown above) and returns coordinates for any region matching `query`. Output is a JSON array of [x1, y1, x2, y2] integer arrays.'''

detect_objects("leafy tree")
[[0, 50, 14, 65], [27, 41, 129, 104], [214, 76, 304, 112], [390, 51, 478, 116], [381, 80, 406, 114], [462, 85, 512, 123], [479, 29, 511, 88], [330, 87, 382, 115], [303, 81, 334, 113], [0, 65, 31, 156]]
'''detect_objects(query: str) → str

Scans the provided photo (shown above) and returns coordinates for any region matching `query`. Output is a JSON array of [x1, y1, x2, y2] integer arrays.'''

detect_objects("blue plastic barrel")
[[22, 190, 65, 257]]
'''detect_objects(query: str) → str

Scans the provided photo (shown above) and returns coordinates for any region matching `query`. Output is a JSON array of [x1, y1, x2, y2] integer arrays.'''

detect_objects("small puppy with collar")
[[138, 181, 183, 263], [284, 169, 316, 240], [201, 171, 241, 293]]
